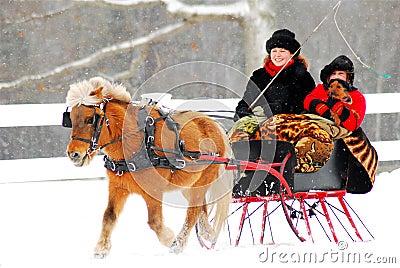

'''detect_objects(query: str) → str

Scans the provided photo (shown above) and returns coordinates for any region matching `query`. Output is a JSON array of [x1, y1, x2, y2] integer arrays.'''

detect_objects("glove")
[[234, 106, 253, 121], [307, 99, 332, 120], [252, 106, 265, 116]]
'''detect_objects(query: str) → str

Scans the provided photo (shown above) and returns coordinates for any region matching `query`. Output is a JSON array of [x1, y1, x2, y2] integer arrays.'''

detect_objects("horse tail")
[[208, 126, 235, 237]]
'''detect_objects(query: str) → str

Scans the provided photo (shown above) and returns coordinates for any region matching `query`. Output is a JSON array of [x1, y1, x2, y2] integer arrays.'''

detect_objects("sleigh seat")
[[231, 139, 349, 197]]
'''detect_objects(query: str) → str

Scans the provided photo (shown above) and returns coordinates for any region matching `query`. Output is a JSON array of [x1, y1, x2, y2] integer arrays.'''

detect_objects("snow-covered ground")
[[1, 95, 399, 267], [0, 165, 399, 267]]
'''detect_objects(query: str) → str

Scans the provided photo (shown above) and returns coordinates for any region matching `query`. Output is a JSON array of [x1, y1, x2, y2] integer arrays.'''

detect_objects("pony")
[[64, 77, 234, 257]]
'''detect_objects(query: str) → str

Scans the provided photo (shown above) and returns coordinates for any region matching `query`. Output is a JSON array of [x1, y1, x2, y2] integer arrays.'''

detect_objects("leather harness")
[[103, 105, 219, 174], [64, 100, 223, 175]]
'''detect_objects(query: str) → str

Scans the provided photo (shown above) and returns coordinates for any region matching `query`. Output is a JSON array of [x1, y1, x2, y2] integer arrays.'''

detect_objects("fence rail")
[[1, 93, 399, 184]]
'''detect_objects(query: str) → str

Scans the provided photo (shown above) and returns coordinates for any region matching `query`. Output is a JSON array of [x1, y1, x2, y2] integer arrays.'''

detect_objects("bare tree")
[[0, 0, 275, 93]]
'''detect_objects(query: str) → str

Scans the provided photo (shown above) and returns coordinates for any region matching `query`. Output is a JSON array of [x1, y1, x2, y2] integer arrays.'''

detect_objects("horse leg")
[[197, 203, 217, 242], [143, 193, 175, 248], [94, 186, 129, 258], [170, 205, 202, 254], [170, 188, 208, 254], [182, 189, 216, 243]]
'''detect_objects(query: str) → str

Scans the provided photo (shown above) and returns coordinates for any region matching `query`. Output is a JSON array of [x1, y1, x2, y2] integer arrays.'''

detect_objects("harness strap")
[[104, 142, 152, 173], [71, 136, 92, 144], [143, 107, 186, 170], [103, 145, 187, 173], [104, 105, 228, 173], [104, 106, 188, 173], [90, 106, 106, 151], [158, 108, 184, 155], [104, 150, 224, 174]]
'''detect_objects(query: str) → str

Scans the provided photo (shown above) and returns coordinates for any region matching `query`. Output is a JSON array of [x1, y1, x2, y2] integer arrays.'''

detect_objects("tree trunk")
[[243, 0, 275, 76]]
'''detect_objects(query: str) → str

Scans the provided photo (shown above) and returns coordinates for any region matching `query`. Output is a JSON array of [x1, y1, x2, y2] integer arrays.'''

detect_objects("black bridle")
[[63, 99, 124, 156]]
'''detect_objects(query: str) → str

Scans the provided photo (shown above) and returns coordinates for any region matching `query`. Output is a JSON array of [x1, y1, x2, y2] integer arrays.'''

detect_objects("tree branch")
[[161, 0, 248, 21], [0, 22, 188, 90], [1, 3, 74, 25], [70, 0, 159, 8], [1, 0, 248, 90], [69, 0, 248, 19]]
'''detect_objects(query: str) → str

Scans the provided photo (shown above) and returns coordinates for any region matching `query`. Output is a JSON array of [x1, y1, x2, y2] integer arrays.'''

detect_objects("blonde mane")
[[66, 77, 131, 107]]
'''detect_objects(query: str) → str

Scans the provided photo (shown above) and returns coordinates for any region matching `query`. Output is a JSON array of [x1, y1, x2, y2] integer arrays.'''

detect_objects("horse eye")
[[85, 117, 94, 124]]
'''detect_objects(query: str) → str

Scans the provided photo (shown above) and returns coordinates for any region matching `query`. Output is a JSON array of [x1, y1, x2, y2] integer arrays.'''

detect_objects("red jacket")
[[304, 83, 366, 131]]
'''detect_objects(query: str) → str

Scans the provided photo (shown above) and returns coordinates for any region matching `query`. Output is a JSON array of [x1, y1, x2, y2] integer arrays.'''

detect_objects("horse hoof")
[[169, 240, 183, 254], [94, 253, 107, 259], [94, 244, 110, 258]]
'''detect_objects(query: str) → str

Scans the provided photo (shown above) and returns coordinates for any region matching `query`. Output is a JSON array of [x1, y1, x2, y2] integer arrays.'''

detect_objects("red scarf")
[[264, 58, 294, 77]]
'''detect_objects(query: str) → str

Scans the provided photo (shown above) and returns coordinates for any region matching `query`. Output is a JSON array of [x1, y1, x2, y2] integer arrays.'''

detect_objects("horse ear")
[[90, 86, 104, 100]]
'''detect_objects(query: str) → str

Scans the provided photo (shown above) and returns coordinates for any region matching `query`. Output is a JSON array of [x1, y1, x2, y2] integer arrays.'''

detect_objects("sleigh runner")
[[62, 77, 376, 255]]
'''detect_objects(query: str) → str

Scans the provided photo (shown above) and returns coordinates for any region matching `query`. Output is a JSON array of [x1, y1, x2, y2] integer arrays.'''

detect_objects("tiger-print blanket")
[[229, 114, 351, 172], [228, 114, 378, 193], [342, 127, 378, 193]]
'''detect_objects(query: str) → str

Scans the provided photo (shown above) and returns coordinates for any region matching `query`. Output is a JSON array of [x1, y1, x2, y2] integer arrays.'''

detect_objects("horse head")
[[65, 77, 131, 166]]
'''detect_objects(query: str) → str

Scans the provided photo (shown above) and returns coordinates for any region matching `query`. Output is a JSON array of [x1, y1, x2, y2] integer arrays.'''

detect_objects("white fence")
[[1, 94, 399, 184]]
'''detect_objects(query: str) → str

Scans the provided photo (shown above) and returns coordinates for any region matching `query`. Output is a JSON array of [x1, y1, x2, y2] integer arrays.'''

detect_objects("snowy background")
[[0, 163, 399, 267]]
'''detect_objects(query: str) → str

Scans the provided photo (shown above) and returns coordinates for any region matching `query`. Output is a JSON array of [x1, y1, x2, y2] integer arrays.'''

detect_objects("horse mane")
[[66, 77, 131, 107]]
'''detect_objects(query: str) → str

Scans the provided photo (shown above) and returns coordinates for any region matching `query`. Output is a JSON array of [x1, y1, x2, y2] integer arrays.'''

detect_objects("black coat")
[[234, 60, 316, 120]]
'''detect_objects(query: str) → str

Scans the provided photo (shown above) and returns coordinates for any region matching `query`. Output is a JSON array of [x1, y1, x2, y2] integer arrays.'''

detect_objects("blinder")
[[62, 106, 101, 130], [62, 108, 72, 128]]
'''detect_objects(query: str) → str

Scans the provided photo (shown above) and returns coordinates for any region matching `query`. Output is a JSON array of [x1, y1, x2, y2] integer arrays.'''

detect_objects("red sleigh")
[[196, 139, 374, 248]]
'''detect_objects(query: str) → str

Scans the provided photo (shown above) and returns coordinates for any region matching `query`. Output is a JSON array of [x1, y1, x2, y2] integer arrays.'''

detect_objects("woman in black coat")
[[234, 29, 316, 120]]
